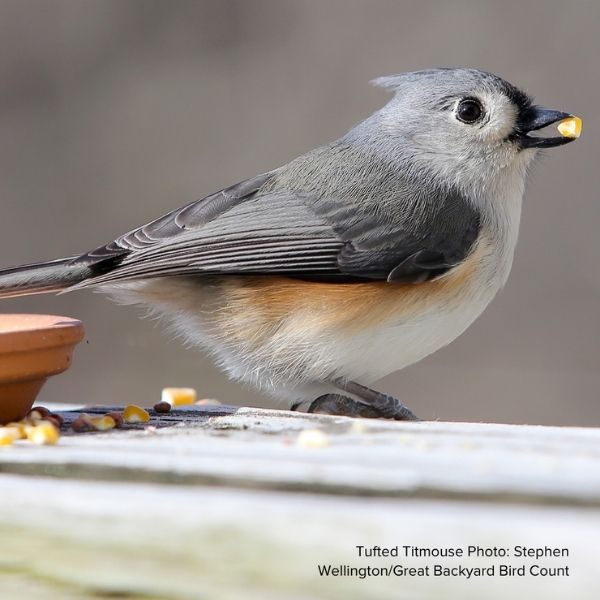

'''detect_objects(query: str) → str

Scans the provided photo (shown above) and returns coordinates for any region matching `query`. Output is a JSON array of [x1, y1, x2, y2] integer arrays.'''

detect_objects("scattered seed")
[[0, 427, 21, 446], [49, 413, 64, 427], [195, 398, 222, 406], [71, 416, 93, 433], [45, 415, 63, 430], [28, 406, 51, 420], [123, 404, 151, 424], [106, 411, 124, 428], [26, 421, 60, 445], [297, 429, 330, 449], [5, 422, 27, 439], [88, 415, 116, 431], [161, 387, 197, 406]]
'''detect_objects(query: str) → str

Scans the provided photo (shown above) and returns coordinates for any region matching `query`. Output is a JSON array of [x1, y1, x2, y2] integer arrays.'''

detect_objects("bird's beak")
[[516, 106, 581, 149]]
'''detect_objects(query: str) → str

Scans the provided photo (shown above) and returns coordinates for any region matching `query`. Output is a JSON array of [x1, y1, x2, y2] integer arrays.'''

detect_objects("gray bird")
[[0, 68, 580, 419]]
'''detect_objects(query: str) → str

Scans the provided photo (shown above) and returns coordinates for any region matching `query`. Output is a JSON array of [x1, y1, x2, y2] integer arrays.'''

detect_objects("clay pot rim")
[[0, 314, 85, 353], [0, 314, 85, 424]]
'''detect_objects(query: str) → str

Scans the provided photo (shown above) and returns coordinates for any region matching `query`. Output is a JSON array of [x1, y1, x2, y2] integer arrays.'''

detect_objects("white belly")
[[311, 292, 496, 385], [108, 234, 506, 403]]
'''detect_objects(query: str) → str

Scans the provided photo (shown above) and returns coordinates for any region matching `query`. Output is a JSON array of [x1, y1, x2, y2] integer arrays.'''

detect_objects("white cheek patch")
[[477, 91, 519, 142]]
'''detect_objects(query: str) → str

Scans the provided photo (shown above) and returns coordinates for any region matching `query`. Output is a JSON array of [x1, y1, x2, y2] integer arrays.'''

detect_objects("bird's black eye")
[[456, 98, 483, 124]]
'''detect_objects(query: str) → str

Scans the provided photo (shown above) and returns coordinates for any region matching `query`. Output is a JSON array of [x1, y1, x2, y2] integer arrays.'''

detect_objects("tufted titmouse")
[[0, 68, 580, 420]]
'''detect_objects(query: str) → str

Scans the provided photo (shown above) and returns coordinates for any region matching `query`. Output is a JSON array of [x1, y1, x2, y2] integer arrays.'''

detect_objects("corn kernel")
[[123, 404, 151, 424], [297, 429, 330, 449], [49, 413, 64, 427], [26, 421, 60, 445], [71, 416, 92, 433], [0, 427, 21, 445], [195, 398, 222, 406], [5, 422, 27, 439], [88, 415, 117, 431], [106, 411, 124, 428], [161, 387, 197, 406], [557, 116, 582, 139], [27, 407, 51, 422], [45, 415, 63, 430]]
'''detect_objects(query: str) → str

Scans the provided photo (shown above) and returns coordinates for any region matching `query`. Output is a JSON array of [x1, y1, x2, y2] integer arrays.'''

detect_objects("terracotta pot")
[[0, 315, 84, 424]]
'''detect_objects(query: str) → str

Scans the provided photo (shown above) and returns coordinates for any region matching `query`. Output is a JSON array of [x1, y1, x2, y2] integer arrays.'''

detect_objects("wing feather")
[[71, 160, 481, 288]]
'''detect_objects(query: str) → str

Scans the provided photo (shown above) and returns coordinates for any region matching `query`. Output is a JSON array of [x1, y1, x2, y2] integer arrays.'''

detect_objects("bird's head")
[[361, 68, 581, 194]]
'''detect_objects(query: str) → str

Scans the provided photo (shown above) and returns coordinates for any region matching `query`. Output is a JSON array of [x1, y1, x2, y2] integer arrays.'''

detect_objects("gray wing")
[[72, 171, 480, 287], [316, 188, 481, 282]]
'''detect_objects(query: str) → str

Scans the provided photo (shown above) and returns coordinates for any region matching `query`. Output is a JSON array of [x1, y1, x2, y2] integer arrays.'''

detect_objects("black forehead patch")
[[466, 69, 533, 110], [496, 79, 533, 112]]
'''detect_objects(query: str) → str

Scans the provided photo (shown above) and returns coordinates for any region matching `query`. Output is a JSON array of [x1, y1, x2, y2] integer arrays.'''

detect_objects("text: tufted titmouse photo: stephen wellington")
[[0, 68, 582, 421]]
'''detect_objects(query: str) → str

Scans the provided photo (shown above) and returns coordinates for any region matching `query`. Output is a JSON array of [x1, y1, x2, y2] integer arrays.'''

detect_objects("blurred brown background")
[[0, 0, 597, 425]]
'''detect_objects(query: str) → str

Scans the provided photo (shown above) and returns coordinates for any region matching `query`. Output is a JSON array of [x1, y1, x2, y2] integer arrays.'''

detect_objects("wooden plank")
[[0, 475, 597, 600], [1, 406, 598, 597], [0, 406, 599, 505]]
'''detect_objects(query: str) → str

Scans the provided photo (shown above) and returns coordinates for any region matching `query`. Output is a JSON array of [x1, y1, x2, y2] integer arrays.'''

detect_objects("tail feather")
[[0, 257, 92, 299]]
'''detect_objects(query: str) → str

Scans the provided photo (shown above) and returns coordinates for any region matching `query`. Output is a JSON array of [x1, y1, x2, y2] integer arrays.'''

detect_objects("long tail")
[[0, 257, 93, 299]]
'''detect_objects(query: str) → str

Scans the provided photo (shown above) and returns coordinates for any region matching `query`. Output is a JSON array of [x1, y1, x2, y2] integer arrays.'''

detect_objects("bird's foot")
[[332, 379, 420, 421], [306, 394, 384, 419], [291, 391, 419, 421]]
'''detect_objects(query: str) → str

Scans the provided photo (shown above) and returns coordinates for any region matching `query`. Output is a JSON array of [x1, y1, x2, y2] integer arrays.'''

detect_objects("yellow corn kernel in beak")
[[123, 404, 151, 424], [557, 116, 582, 139], [161, 387, 197, 406], [26, 421, 60, 445]]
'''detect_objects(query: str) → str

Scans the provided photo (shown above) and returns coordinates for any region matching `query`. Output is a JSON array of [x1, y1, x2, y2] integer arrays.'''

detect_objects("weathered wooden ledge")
[[0, 404, 598, 599], [2, 404, 600, 506]]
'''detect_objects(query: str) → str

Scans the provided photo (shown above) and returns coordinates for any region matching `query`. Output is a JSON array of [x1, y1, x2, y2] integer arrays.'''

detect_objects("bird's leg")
[[291, 395, 380, 418], [290, 382, 420, 421], [332, 379, 420, 421], [306, 394, 384, 419]]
